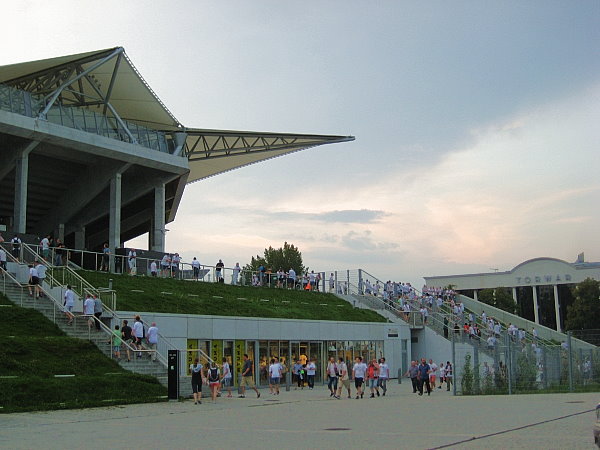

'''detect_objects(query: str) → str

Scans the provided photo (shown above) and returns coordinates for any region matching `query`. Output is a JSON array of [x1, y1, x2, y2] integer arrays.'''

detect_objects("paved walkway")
[[1, 384, 597, 449]]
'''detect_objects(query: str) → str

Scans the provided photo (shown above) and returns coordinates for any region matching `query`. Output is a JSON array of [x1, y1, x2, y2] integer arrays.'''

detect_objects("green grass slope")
[[77, 271, 387, 322], [0, 294, 166, 413]]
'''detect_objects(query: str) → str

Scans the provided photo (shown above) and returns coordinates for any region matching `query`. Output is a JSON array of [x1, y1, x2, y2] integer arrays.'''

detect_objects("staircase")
[[0, 257, 167, 384]]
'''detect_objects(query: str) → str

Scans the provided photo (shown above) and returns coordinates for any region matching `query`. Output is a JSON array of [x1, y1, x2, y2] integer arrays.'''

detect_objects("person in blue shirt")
[[417, 358, 432, 396]]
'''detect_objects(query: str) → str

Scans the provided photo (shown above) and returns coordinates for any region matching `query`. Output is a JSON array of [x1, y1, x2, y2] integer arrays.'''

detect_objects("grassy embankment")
[[0, 293, 166, 413], [77, 270, 387, 322]]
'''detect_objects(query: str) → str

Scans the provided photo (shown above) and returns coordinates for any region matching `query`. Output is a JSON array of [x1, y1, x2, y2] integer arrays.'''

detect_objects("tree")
[[244, 242, 306, 275], [478, 288, 517, 314], [565, 278, 600, 331], [461, 353, 474, 395]]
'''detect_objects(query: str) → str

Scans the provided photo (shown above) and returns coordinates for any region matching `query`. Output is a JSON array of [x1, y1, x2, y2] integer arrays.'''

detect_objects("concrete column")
[[13, 153, 29, 233], [108, 174, 122, 272], [74, 227, 85, 249], [553, 284, 562, 332], [532, 286, 540, 324], [151, 184, 166, 252], [57, 223, 65, 242], [473, 290, 478, 301], [512, 287, 518, 304]]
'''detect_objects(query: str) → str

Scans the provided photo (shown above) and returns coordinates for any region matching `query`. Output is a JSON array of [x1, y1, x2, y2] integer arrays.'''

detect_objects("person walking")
[[120, 319, 133, 362], [367, 359, 380, 398], [268, 358, 282, 395], [417, 358, 432, 396], [109, 325, 121, 360], [377, 357, 389, 396], [221, 357, 233, 398], [239, 354, 260, 398], [207, 362, 220, 403], [63, 285, 75, 325], [405, 361, 419, 394], [93, 295, 103, 331], [83, 294, 95, 331], [326, 356, 338, 397], [28, 263, 40, 298], [146, 322, 158, 361], [306, 358, 316, 389], [445, 361, 453, 392], [190, 358, 204, 405], [292, 359, 303, 389], [335, 357, 352, 399], [352, 356, 367, 399], [132, 316, 144, 358]]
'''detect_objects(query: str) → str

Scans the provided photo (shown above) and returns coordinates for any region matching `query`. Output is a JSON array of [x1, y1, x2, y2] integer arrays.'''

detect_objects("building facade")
[[425, 255, 600, 332]]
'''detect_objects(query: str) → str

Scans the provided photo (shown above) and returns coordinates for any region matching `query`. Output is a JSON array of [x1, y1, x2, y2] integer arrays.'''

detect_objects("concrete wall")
[[116, 310, 411, 380]]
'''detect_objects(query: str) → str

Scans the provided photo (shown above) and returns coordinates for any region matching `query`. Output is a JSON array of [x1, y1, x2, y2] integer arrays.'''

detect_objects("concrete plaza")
[[1, 383, 597, 449]]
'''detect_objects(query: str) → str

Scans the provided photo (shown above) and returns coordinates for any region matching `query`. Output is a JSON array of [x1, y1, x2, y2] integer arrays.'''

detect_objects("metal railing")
[[0, 266, 159, 370], [0, 83, 172, 153]]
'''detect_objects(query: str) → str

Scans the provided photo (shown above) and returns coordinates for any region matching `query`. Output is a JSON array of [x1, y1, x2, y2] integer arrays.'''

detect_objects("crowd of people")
[[404, 359, 453, 395]]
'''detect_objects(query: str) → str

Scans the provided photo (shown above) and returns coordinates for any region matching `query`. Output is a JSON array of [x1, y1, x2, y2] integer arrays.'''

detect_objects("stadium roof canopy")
[[0, 47, 354, 183]]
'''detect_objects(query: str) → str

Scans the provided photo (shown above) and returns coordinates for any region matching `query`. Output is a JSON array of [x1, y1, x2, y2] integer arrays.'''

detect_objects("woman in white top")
[[221, 357, 233, 398]]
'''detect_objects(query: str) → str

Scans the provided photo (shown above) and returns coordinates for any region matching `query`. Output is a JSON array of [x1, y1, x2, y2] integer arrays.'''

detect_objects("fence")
[[452, 329, 600, 395]]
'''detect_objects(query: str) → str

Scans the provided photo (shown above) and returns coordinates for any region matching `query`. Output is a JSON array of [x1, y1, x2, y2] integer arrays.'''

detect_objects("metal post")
[[506, 332, 512, 395], [567, 331, 573, 392], [451, 328, 456, 395]]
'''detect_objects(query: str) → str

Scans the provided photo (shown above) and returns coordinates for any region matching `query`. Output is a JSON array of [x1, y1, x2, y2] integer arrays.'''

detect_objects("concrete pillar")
[[512, 287, 518, 305], [57, 223, 65, 242], [553, 284, 562, 332], [108, 174, 122, 272], [151, 184, 166, 252], [74, 227, 85, 249], [532, 286, 540, 324], [13, 153, 29, 233], [473, 290, 478, 301]]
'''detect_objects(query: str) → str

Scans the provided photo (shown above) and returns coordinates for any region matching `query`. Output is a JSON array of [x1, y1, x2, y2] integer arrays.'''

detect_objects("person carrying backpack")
[[207, 362, 220, 403]]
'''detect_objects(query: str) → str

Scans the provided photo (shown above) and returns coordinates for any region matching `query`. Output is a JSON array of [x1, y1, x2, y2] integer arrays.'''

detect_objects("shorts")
[[191, 377, 202, 393], [30, 276, 39, 285], [221, 377, 232, 387], [241, 376, 255, 387], [209, 381, 220, 387], [368, 378, 378, 389], [354, 377, 364, 389], [341, 379, 351, 389], [269, 377, 280, 385], [135, 337, 142, 345], [112, 345, 121, 352], [429, 375, 436, 382]]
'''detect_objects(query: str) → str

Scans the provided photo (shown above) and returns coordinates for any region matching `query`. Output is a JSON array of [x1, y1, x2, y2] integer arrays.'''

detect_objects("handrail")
[[0, 266, 152, 364]]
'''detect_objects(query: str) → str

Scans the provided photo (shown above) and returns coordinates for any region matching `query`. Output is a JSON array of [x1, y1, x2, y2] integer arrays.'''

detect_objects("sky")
[[3, 1, 599, 286]]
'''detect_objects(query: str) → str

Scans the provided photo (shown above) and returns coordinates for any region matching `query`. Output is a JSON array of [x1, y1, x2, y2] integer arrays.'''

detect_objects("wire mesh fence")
[[452, 330, 600, 395]]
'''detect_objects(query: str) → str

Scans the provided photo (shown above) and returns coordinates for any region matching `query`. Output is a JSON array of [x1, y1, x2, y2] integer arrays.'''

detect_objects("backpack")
[[208, 367, 219, 382]]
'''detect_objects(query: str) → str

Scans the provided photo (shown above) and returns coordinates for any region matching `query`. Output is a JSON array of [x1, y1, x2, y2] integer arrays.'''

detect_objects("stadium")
[[0, 48, 597, 415]]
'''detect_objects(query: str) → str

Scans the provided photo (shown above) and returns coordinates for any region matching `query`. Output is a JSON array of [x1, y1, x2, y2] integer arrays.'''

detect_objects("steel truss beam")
[[184, 132, 353, 161]]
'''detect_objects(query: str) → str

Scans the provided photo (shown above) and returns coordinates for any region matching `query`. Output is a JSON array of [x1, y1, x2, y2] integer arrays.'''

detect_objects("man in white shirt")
[[83, 294, 95, 330], [0, 247, 7, 271], [28, 264, 40, 298], [40, 235, 50, 260], [352, 356, 368, 399], [146, 322, 158, 361], [191, 257, 200, 281], [36, 261, 47, 297], [288, 268, 296, 289], [132, 316, 144, 358], [428, 359, 438, 389], [306, 359, 316, 389], [268, 357, 283, 395], [63, 285, 75, 324], [377, 357, 390, 396]]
